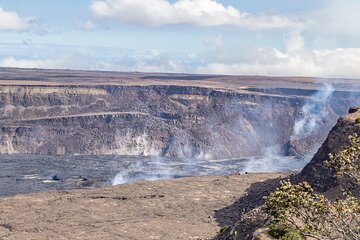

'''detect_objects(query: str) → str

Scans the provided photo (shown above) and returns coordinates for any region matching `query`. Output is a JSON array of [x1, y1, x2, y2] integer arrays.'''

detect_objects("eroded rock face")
[[0, 70, 359, 159], [0, 85, 298, 158], [294, 107, 360, 191]]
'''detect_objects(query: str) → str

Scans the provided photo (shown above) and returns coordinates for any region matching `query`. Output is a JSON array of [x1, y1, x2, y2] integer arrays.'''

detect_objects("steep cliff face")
[[0, 85, 306, 159], [0, 69, 359, 159], [294, 106, 360, 191]]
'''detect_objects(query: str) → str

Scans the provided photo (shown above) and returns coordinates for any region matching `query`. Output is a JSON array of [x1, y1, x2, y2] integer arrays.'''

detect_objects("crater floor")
[[0, 173, 288, 240], [0, 154, 301, 197]]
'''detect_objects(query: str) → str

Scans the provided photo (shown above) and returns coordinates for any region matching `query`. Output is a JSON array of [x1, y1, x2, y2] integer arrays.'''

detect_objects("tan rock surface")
[[0, 173, 287, 240]]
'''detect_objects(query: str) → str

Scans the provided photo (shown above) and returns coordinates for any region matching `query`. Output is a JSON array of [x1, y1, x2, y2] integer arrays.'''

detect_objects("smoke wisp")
[[241, 83, 336, 173], [111, 82, 359, 183], [293, 83, 334, 139]]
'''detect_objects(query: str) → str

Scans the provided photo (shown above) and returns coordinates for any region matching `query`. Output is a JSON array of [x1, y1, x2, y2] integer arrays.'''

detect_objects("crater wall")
[[0, 69, 359, 159]]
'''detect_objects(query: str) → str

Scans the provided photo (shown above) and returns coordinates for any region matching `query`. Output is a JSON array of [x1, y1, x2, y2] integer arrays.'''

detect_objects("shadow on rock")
[[213, 175, 290, 240]]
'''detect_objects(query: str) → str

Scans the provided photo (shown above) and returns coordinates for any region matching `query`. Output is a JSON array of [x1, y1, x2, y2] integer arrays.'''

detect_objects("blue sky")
[[0, 0, 359, 78]]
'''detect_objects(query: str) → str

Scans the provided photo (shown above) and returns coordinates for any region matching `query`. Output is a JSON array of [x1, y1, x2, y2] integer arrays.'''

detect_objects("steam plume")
[[293, 83, 334, 139]]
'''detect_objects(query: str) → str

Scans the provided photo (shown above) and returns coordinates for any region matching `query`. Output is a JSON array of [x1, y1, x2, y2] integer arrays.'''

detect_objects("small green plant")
[[355, 118, 360, 124], [219, 225, 230, 233], [268, 224, 303, 240], [325, 133, 360, 189]]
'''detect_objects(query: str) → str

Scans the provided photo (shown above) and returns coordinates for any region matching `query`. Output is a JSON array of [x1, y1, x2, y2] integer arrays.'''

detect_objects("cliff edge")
[[294, 106, 360, 191]]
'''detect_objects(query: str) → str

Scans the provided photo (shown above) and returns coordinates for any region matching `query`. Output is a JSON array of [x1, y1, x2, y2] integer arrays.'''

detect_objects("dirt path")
[[0, 173, 287, 240]]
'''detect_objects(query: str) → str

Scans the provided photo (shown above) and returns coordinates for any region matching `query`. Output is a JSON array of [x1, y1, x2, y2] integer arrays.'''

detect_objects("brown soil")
[[0, 173, 288, 240]]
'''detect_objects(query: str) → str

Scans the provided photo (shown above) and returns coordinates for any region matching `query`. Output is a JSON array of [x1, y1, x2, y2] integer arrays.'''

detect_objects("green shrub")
[[356, 118, 360, 124], [265, 134, 360, 240], [268, 224, 303, 240], [265, 181, 359, 240], [325, 133, 360, 188]]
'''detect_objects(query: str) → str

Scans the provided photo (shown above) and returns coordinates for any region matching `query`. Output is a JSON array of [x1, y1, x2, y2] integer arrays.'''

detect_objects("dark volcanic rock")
[[294, 106, 360, 191]]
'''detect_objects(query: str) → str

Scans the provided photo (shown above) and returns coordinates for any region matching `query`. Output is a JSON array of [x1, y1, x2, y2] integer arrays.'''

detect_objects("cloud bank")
[[1, 32, 360, 78], [197, 32, 360, 78], [0, 7, 31, 30], [90, 0, 297, 29]]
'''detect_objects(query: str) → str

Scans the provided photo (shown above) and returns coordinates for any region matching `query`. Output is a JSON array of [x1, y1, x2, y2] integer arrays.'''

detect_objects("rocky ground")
[[0, 173, 288, 240]]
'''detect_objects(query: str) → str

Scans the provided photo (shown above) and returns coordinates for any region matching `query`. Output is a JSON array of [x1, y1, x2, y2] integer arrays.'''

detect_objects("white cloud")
[[0, 56, 69, 69], [2, 33, 360, 79], [0, 7, 31, 30], [89, 0, 298, 29], [0, 53, 103, 70], [197, 32, 360, 78], [0, 48, 187, 73], [115, 49, 188, 72], [79, 20, 97, 31]]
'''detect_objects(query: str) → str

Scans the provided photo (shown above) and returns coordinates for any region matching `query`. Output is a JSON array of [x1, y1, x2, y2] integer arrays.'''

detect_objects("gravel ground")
[[0, 173, 288, 240]]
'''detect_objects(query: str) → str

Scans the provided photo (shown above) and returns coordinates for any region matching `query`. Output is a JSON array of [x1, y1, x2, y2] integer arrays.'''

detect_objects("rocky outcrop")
[[294, 106, 360, 191]]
